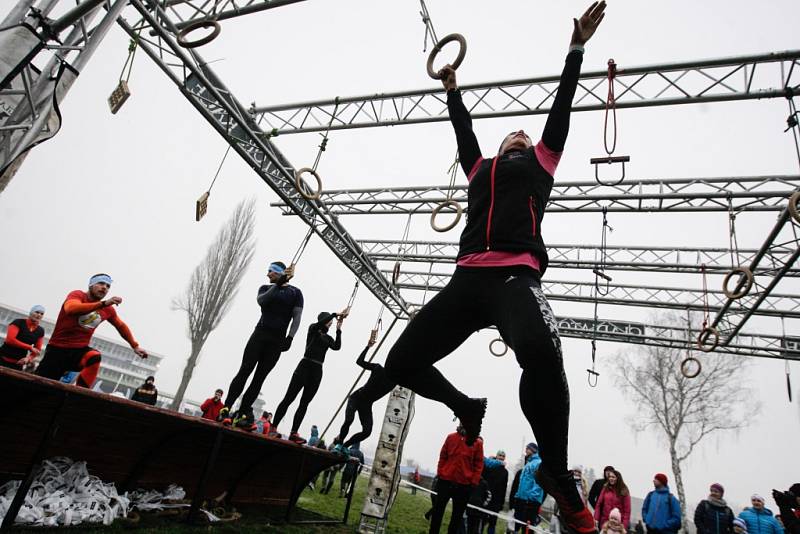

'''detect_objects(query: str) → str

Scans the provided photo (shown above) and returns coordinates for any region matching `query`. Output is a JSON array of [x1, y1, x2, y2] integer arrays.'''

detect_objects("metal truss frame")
[[117, 0, 408, 316], [359, 239, 800, 278], [156, 0, 305, 30], [270, 175, 800, 215], [253, 50, 800, 135], [387, 269, 800, 319]]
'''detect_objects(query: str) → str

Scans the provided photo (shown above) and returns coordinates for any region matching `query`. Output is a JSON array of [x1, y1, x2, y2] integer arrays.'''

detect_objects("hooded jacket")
[[303, 313, 341, 363], [515, 452, 544, 504], [642, 486, 681, 533], [738, 507, 784, 534], [437, 432, 484, 486], [694, 498, 734, 534], [595, 486, 631, 528]]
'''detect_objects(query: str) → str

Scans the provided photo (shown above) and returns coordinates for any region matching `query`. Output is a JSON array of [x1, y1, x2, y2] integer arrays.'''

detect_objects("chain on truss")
[[295, 98, 340, 201], [431, 151, 463, 232], [590, 59, 630, 185]]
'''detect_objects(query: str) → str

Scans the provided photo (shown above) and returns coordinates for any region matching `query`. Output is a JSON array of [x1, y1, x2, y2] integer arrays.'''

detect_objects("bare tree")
[[170, 199, 257, 410], [613, 314, 759, 531]]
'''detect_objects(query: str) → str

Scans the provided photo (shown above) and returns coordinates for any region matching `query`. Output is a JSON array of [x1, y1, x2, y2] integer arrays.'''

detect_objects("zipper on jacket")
[[529, 196, 537, 237], [485, 157, 498, 250]]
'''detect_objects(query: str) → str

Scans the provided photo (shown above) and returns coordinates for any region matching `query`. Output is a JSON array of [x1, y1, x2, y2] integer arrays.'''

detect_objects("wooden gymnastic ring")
[[295, 167, 322, 200], [430, 200, 463, 232], [426, 33, 467, 80], [177, 20, 221, 49], [696, 326, 719, 353], [789, 190, 800, 224], [489, 338, 508, 357], [407, 307, 419, 320], [722, 266, 754, 300], [680, 356, 702, 378], [392, 261, 401, 285]]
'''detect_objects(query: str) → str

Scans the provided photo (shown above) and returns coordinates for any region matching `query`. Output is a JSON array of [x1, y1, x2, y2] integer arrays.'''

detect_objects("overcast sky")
[[1, 0, 798, 512]]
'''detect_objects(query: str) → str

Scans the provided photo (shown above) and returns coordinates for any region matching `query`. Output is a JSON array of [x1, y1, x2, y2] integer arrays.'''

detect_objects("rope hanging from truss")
[[431, 151, 463, 232], [419, 0, 466, 80], [193, 145, 232, 222], [342, 280, 360, 317], [392, 213, 413, 285], [590, 59, 630, 186], [696, 263, 720, 352], [782, 317, 793, 403], [295, 98, 340, 201], [680, 309, 702, 378], [785, 96, 800, 224], [108, 25, 144, 114], [588, 208, 612, 387], [290, 226, 315, 268], [721, 195, 754, 299]]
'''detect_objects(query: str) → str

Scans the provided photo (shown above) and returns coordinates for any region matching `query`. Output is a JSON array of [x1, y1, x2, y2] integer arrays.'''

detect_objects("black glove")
[[282, 336, 293, 351]]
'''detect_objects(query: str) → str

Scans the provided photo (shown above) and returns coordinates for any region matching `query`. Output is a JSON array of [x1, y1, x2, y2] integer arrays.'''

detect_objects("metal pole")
[[48, 0, 106, 36], [1, 0, 37, 27]]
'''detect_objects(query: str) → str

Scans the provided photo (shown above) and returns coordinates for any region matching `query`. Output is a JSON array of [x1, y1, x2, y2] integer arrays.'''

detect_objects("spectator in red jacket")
[[200, 389, 224, 421], [594, 469, 631, 529], [429, 424, 484, 534]]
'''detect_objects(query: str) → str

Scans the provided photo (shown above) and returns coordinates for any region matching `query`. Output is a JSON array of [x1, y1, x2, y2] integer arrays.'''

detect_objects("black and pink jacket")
[[449, 49, 584, 275]]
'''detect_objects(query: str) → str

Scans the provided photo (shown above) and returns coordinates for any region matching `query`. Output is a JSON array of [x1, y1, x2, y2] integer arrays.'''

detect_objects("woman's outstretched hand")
[[571, 1, 606, 46], [438, 64, 458, 92]]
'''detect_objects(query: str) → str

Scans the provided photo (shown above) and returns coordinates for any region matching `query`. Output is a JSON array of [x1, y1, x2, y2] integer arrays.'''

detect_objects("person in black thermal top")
[[272, 310, 346, 443], [383, 4, 607, 534], [335, 333, 395, 449]]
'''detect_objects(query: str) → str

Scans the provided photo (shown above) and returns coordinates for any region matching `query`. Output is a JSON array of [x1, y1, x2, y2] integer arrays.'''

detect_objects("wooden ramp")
[[0, 367, 343, 526]]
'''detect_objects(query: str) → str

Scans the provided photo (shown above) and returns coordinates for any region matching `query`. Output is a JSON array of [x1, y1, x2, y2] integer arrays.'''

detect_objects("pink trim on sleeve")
[[534, 140, 562, 176], [466, 157, 484, 182]]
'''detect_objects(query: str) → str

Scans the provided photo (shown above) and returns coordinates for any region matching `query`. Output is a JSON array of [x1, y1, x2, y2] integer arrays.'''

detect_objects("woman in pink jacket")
[[594, 469, 631, 529]]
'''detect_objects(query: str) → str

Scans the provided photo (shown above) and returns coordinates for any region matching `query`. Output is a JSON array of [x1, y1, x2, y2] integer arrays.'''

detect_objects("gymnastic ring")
[[407, 307, 420, 320], [430, 200, 463, 232], [392, 261, 401, 285], [426, 33, 467, 80], [680, 356, 702, 379], [177, 20, 221, 49], [789, 190, 800, 224], [696, 326, 719, 353], [722, 266, 754, 300], [295, 167, 322, 200], [489, 338, 508, 357]]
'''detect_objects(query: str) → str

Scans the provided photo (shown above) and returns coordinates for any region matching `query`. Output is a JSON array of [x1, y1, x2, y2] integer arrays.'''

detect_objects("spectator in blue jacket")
[[642, 473, 681, 534], [513, 443, 544, 532], [739, 494, 784, 534]]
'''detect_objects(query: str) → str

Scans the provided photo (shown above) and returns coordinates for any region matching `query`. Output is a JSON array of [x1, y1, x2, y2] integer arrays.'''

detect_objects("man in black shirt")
[[0, 305, 45, 370]]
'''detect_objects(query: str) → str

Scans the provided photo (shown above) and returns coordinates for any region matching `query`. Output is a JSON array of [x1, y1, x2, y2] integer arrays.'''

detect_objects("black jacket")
[[694, 499, 734, 534], [303, 319, 341, 363], [483, 462, 509, 512], [589, 478, 605, 508], [510, 469, 522, 510]]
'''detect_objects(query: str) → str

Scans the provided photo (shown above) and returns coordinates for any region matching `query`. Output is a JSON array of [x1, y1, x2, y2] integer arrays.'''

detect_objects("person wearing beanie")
[[594, 469, 631, 530], [589, 466, 616, 509], [271, 309, 347, 443], [0, 305, 45, 370], [37, 274, 148, 388], [771, 483, 800, 534], [131, 375, 158, 406], [219, 261, 303, 430], [642, 474, 681, 534], [601, 508, 627, 534], [513, 443, 544, 532], [739, 494, 784, 534], [734, 518, 749, 534], [695, 482, 734, 534]]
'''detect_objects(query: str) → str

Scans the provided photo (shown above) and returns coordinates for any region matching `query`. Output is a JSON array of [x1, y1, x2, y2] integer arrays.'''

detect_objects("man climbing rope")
[[36, 274, 148, 387], [335, 332, 393, 449], [271, 309, 346, 443], [220, 261, 303, 430], [384, 3, 606, 534], [0, 305, 45, 370]]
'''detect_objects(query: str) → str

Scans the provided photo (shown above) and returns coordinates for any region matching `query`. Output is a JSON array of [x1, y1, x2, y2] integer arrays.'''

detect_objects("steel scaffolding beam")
[[119, 0, 408, 317], [387, 270, 800, 319], [157, 0, 305, 30], [361, 239, 800, 278], [252, 50, 800, 135], [270, 175, 800, 215]]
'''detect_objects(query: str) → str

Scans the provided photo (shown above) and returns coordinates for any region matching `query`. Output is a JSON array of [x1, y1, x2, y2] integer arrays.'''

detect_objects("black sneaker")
[[233, 410, 255, 431], [456, 397, 487, 445]]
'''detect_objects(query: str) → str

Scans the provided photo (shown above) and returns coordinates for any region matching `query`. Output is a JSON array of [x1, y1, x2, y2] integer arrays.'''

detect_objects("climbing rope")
[[696, 264, 719, 352], [295, 99, 340, 200], [392, 214, 413, 285], [782, 317, 793, 403], [194, 145, 232, 222], [681, 309, 701, 378], [176, 0, 231, 48], [590, 59, 630, 186], [588, 209, 612, 387], [419, 0, 466, 80], [431, 151, 463, 232], [289, 227, 315, 268], [722, 196, 754, 299]]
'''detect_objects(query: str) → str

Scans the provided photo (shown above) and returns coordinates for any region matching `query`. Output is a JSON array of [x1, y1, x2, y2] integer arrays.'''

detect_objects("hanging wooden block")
[[108, 80, 131, 114], [196, 191, 210, 221]]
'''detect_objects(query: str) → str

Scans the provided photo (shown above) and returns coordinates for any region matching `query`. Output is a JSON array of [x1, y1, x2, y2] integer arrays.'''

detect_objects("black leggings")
[[225, 328, 283, 414], [337, 394, 374, 448], [272, 359, 323, 433], [430, 479, 471, 534], [385, 266, 570, 474]]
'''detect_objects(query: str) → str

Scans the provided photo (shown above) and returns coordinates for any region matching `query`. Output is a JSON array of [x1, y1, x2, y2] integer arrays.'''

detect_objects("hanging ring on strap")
[[295, 167, 323, 200], [392, 261, 401, 285], [489, 338, 508, 357], [177, 20, 221, 48], [430, 200, 463, 232], [697, 326, 719, 353], [789, 190, 800, 224], [590, 156, 630, 186], [587, 368, 600, 387], [680, 357, 702, 379], [722, 266, 754, 300], [426, 33, 467, 79]]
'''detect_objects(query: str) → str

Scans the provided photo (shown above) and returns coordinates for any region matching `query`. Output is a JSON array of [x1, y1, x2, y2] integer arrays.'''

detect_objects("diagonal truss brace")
[[270, 175, 800, 215], [252, 50, 800, 135], [119, 0, 408, 317], [387, 269, 800, 319], [360, 239, 800, 278]]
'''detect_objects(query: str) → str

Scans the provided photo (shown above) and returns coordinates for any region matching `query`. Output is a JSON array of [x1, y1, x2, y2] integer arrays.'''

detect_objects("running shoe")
[[288, 432, 307, 445], [535, 466, 598, 534], [455, 397, 487, 445], [217, 406, 231, 425], [233, 411, 256, 431]]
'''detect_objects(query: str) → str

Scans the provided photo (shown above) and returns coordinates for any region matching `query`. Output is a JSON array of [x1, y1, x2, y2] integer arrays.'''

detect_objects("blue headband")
[[268, 263, 285, 275], [30, 305, 45, 314], [89, 274, 113, 286]]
